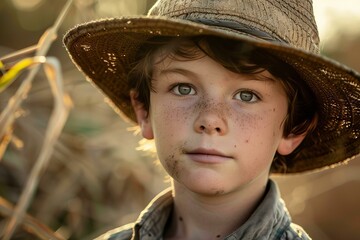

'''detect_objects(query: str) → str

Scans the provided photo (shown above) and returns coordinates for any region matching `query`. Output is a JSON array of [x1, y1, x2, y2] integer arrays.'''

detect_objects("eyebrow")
[[157, 66, 276, 82], [158, 67, 198, 79], [251, 72, 276, 82]]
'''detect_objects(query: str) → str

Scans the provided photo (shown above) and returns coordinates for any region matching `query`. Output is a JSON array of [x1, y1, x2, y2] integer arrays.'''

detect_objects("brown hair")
[[128, 36, 318, 171]]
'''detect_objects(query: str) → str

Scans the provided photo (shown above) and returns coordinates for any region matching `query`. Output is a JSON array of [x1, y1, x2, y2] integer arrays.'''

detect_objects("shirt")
[[96, 179, 311, 240]]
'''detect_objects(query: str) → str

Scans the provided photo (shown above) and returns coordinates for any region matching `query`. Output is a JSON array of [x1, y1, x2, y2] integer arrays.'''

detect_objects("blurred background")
[[0, 0, 359, 239]]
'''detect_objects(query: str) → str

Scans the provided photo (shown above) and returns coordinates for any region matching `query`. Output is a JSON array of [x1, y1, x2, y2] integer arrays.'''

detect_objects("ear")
[[130, 90, 154, 140], [277, 133, 306, 155]]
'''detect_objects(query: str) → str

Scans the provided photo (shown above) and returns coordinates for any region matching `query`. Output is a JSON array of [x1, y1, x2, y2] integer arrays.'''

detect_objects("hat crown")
[[148, 0, 320, 53]]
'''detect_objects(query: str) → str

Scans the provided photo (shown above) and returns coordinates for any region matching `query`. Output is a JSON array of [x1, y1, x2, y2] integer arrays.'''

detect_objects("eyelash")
[[170, 83, 261, 102]]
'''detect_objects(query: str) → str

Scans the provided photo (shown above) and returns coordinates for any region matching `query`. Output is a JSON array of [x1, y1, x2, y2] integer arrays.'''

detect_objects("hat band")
[[188, 18, 287, 44]]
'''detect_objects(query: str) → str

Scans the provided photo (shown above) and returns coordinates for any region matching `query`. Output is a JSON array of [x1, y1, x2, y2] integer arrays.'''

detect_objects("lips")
[[186, 148, 231, 164]]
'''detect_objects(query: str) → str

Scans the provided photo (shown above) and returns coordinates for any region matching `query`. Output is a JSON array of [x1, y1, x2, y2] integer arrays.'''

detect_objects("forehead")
[[151, 39, 278, 83]]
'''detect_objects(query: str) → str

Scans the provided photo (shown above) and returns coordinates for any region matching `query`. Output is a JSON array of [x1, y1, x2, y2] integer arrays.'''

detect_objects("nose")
[[194, 103, 228, 135]]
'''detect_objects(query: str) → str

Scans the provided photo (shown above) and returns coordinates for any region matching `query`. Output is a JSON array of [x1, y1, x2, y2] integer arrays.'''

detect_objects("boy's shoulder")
[[94, 223, 133, 240], [279, 223, 311, 240]]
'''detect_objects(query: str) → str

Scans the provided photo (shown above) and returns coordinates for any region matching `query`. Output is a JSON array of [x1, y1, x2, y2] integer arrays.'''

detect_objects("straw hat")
[[63, 0, 360, 174]]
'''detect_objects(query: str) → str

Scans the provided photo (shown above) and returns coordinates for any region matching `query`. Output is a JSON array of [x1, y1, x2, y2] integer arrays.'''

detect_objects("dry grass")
[[0, 68, 168, 239], [0, 1, 167, 238]]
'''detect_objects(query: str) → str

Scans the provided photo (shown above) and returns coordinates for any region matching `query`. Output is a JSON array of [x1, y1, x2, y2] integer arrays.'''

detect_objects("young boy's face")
[[132, 48, 305, 196]]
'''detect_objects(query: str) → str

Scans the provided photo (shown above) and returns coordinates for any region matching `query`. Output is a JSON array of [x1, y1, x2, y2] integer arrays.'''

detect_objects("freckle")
[[234, 144, 237, 148], [273, 108, 276, 112], [245, 139, 249, 143], [179, 217, 183, 222], [217, 235, 221, 238]]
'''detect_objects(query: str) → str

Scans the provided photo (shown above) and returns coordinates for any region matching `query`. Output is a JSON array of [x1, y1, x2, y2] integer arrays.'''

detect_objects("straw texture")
[[149, 0, 320, 53]]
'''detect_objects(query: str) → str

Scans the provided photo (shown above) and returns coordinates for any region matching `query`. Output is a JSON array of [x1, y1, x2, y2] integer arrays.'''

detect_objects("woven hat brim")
[[63, 16, 360, 174]]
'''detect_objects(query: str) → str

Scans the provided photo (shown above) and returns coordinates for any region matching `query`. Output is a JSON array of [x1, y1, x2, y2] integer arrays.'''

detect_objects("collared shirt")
[[96, 180, 311, 240]]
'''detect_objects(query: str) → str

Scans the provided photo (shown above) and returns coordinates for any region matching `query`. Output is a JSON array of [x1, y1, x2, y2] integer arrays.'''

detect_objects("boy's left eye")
[[234, 90, 259, 102], [171, 83, 196, 96]]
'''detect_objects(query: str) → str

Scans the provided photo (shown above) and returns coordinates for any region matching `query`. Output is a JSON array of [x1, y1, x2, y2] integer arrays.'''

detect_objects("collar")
[[132, 179, 291, 240], [225, 180, 291, 239], [132, 187, 173, 240]]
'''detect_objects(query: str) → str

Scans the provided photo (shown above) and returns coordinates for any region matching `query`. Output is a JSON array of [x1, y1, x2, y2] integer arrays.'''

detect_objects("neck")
[[164, 179, 268, 240]]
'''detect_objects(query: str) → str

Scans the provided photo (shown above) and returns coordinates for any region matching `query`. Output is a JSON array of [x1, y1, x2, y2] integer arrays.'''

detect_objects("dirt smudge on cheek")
[[164, 144, 186, 180], [172, 160, 179, 179], [164, 154, 179, 179]]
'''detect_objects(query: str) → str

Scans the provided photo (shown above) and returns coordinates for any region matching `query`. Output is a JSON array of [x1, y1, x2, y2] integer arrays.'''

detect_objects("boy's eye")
[[172, 84, 196, 95], [234, 90, 259, 102]]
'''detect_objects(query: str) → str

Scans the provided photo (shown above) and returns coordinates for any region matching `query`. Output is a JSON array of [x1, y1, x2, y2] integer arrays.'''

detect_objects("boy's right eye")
[[171, 83, 196, 96]]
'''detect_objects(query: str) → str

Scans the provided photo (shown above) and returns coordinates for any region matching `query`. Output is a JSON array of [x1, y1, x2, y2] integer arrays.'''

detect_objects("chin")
[[188, 184, 229, 196], [179, 172, 231, 196]]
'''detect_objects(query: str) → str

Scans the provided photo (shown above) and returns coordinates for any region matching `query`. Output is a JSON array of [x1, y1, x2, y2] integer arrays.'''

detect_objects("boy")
[[63, 0, 360, 239]]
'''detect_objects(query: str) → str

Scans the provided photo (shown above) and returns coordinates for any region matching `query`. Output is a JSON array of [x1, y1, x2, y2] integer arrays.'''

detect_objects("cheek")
[[151, 101, 193, 138], [150, 100, 192, 176], [235, 108, 286, 146]]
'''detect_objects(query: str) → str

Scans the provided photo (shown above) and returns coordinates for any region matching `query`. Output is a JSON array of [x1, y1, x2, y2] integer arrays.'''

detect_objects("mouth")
[[186, 148, 232, 164]]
